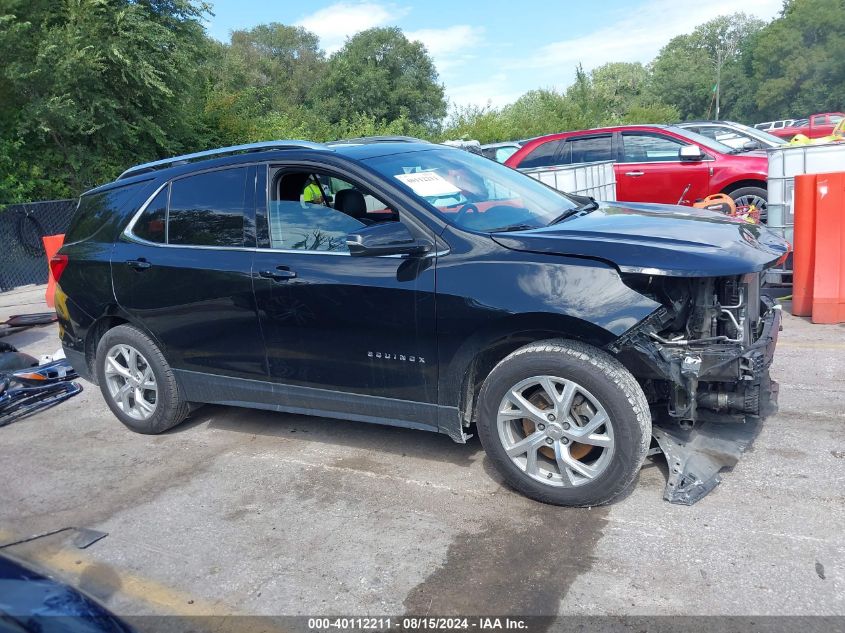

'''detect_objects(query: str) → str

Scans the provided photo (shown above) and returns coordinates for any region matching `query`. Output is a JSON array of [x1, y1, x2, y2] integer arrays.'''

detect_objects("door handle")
[[125, 258, 151, 271], [259, 266, 297, 281], [624, 171, 645, 177]]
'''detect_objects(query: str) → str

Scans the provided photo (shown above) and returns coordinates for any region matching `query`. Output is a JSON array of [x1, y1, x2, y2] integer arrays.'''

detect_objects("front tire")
[[95, 324, 190, 434], [476, 339, 651, 506], [728, 186, 768, 223]]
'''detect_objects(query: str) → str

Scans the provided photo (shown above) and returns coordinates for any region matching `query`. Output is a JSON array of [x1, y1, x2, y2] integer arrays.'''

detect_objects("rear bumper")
[[63, 346, 94, 383]]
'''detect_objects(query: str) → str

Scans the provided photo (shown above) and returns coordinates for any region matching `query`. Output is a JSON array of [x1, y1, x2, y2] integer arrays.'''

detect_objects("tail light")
[[49, 253, 69, 282]]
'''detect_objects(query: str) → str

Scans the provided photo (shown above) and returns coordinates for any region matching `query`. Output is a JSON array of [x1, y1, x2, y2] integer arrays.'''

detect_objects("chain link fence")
[[0, 199, 78, 291]]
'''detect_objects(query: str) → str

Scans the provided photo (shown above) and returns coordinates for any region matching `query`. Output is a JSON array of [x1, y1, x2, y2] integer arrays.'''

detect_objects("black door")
[[251, 164, 439, 426], [112, 166, 267, 380]]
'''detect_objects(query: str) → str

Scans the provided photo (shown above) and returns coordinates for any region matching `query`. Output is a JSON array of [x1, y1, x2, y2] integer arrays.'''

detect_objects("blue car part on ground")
[[0, 553, 132, 633]]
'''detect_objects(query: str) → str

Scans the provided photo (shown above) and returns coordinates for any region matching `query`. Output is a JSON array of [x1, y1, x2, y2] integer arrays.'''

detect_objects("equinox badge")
[[368, 351, 425, 363]]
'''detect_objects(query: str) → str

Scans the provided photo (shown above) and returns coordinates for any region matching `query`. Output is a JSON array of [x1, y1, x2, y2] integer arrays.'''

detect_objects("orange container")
[[792, 174, 818, 317], [42, 234, 65, 308], [811, 173, 845, 324]]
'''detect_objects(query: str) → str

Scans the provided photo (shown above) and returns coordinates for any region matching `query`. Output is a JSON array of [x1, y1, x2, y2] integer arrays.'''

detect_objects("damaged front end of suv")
[[496, 202, 790, 504], [612, 270, 782, 504]]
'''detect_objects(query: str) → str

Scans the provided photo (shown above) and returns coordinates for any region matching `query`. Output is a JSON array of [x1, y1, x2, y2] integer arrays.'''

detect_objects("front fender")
[[435, 250, 661, 408]]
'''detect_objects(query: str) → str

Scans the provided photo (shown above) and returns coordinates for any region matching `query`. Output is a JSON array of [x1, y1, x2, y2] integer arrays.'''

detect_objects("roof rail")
[[117, 140, 328, 180], [326, 135, 429, 145]]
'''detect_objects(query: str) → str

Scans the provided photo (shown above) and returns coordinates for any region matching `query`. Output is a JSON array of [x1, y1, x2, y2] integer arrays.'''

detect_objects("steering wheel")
[[453, 203, 479, 221]]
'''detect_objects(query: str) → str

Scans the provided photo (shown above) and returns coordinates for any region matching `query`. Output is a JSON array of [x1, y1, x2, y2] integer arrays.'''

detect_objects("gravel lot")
[[1, 285, 844, 626]]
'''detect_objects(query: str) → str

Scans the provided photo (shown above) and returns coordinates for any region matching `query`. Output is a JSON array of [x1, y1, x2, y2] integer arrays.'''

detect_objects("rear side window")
[[168, 168, 249, 247], [518, 140, 563, 169], [132, 187, 167, 243], [569, 136, 612, 163], [66, 182, 147, 244]]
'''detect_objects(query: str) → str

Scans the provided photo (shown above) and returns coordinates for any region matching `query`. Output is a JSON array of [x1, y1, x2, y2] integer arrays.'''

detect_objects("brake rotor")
[[521, 391, 591, 461]]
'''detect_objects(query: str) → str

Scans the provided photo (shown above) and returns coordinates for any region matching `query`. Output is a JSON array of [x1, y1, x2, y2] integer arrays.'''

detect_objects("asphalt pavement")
[[1, 285, 843, 627]]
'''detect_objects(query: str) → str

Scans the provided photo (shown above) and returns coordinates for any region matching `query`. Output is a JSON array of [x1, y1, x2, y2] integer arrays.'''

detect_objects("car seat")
[[334, 189, 373, 224]]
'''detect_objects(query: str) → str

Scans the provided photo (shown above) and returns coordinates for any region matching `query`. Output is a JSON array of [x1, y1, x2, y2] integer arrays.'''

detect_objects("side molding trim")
[[174, 369, 465, 442]]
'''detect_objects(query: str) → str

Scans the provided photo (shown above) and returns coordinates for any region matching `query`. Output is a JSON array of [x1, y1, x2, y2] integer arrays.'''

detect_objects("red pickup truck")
[[505, 124, 769, 214], [770, 113, 845, 140]]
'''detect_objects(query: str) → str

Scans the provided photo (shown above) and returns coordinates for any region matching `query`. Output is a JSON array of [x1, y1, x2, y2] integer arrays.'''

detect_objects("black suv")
[[54, 138, 787, 506]]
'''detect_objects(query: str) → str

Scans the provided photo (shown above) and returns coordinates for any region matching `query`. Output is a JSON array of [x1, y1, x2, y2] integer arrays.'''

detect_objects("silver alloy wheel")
[[733, 193, 768, 222], [104, 344, 158, 420], [497, 375, 615, 487]]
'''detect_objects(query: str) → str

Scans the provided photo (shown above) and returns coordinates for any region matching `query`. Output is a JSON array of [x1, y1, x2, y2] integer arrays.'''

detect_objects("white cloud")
[[295, 2, 409, 53], [446, 73, 522, 109], [510, 0, 783, 86], [406, 25, 484, 72]]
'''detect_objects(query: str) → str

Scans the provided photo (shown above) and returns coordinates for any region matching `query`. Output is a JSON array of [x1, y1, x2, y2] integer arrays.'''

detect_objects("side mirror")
[[347, 222, 433, 257], [679, 144, 704, 161], [742, 140, 762, 151]]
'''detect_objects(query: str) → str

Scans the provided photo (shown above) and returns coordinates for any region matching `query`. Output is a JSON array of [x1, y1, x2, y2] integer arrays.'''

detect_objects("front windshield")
[[667, 126, 735, 154], [364, 147, 577, 232], [729, 121, 786, 145]]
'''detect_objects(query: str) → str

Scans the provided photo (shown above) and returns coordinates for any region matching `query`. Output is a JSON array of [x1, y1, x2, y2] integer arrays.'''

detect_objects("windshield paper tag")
[[395, 172, 461, 197]]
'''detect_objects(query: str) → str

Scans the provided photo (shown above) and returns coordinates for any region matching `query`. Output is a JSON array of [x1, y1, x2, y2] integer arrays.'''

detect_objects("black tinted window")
[[569, 136, 612, 163], [66, 182, 146, 244], [168, 168, 249, 247], [132, 187, 167, 243], [518, 140, 563, 169]]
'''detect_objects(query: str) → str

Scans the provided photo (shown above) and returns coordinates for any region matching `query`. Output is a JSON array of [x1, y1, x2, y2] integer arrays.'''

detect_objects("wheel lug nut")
[[547, 414, 556, 421], [546, 438, 554, 445], [561, 438, 570, 445], [562, 423, 570, 430], [537, 424, 545, 431]]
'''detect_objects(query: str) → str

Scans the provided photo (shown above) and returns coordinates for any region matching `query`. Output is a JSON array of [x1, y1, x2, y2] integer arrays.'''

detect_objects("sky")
[[204, 0, 785, 109]]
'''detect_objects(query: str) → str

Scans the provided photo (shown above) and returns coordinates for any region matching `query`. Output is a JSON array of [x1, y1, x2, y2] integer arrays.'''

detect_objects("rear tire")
[[476, 339, 651, 506], [95, 324, 190, 434]]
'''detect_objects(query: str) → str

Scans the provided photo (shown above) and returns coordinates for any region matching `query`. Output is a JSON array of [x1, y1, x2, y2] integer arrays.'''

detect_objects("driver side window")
[[268, 169, 397, 252], [621, 133, 683, 163]]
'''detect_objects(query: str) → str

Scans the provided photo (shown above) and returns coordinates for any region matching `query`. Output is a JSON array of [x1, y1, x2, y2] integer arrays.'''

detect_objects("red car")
[[505, 124, 769, 214], [769, 112, 845, 140]]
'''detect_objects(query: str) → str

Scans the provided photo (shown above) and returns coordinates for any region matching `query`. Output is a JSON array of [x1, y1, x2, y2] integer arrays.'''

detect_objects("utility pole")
[[715, 48, 722, 120]]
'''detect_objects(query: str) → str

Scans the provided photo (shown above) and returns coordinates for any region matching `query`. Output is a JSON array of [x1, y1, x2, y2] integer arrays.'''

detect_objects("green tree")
[[315, 27, 447, 130], [0, 0, 213, 199], [216, 23, 325, 114], [649, 13, 765, 120], [747, 0, 845, 120], [440, 103, 515, 144]]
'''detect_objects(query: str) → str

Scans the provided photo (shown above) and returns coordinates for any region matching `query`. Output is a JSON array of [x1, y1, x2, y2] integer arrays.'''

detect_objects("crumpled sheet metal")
[[652, 418, 762, 505]]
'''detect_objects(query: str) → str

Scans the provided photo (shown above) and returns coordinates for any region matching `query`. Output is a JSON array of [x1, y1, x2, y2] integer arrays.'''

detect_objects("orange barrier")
[[811, 173, 845, 324], [791, 174, 817, 317], [42, 234, 64, 308]]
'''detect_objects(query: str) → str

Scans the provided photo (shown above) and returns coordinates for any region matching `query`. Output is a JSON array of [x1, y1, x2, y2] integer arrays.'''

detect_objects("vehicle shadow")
[[174, 404, 485, 469]]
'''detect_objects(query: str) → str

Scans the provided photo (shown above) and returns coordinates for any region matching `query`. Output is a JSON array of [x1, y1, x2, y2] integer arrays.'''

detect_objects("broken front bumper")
[[653, 303, 782, 504], [613, 299, 783, 504]]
